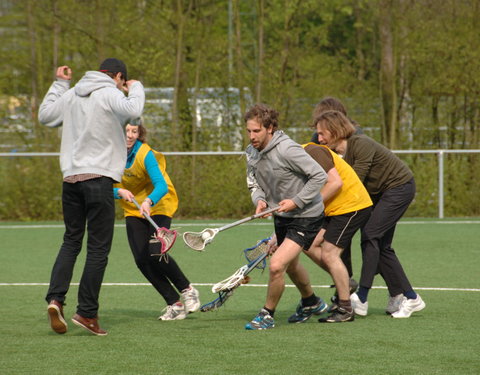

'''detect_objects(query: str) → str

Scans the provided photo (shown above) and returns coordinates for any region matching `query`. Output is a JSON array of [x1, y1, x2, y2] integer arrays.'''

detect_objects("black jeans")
[[45, 177, 115, 318], [126, 215, 190, 305], [359, 178, 416, 296]]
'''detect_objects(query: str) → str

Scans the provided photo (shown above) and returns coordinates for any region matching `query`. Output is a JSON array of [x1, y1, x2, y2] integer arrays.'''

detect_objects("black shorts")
[[274, 214, 324, 251], [323, 207, 372, 249]]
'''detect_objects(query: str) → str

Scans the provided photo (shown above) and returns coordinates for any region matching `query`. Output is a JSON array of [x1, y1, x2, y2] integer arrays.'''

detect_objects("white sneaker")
[[181, 285, 200, 313], [391, 295, 426, 318], [158, 302, 187, 320], [350, 293, 368, 316], [385, 294, 404, 314]]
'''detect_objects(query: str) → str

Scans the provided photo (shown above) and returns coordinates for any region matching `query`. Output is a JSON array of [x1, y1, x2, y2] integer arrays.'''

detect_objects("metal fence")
[[2, 149, 480, 219]]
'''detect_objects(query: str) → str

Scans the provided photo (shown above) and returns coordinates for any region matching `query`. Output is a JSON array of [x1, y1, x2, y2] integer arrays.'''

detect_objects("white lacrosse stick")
[[211, 238, 270, 293], [182, 206, 279, 251], [132, 198, 178, 255]]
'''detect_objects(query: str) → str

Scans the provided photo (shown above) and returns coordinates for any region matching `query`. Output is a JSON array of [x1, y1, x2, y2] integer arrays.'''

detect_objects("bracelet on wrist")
[[144, 198, 153, 206]]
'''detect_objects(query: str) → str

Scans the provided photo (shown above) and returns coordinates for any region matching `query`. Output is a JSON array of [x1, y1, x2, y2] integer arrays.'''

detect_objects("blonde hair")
[[314, 110, 356, 143]]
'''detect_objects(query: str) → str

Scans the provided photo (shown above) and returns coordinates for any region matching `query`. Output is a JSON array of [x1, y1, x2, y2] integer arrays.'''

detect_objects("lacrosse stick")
[[201, 237, 271, 312], [200, 289, 235, 312], [182, 207, 279, 251], [132, 198, 177, 255], [211, 237, 271, 293]]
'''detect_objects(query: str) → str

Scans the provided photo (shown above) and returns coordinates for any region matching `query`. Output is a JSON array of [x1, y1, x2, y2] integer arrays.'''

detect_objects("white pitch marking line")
[[1, 282, 478, 292]]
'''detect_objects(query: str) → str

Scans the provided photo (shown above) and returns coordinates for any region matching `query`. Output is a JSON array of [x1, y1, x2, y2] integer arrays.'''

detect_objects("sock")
[[357, 286, 370, 303], [338, 299, 352, 312], [403, 290, 417, 300], [263, 307, 275, 317], [301, 293, 318, 307]]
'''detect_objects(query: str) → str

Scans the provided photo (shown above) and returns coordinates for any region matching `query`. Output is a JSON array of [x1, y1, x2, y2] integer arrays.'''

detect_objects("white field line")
[[1, 220, 479, 229], [0, 282, 478, 292]]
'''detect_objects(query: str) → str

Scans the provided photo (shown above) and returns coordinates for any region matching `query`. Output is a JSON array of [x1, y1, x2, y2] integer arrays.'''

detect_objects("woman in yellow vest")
[[115, 123, 200, 321], [285, 143, 373, 323]]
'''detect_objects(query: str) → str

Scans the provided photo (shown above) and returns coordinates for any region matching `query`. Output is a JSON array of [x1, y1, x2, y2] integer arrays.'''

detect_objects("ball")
[[201, 231, 211, 241]]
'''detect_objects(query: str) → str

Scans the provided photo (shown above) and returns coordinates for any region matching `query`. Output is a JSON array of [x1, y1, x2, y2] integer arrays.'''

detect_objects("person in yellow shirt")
[[115, 122, 200, 321], [285, 143, 373, 323]]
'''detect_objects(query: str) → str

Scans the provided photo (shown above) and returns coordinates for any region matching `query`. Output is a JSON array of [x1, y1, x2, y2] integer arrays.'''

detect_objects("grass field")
[[1, 218, 479, 375]]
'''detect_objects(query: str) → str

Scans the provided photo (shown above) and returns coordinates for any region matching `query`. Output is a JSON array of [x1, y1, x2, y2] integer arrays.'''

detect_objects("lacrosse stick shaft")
[[132, 198, 160, 231], [216, 206, 280, 233]]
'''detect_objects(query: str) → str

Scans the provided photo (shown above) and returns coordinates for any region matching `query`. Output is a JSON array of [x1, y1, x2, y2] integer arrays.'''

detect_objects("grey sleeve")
[[285, 143, 327, 208], [38, 79, 71, 127]]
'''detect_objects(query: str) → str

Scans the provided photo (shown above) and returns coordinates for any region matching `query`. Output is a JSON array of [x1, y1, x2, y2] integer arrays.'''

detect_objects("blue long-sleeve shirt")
[[113, 140, 168, 205]]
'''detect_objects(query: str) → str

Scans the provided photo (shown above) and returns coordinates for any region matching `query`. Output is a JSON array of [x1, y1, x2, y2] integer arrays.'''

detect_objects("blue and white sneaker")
[[245, 308, 275, 330], [288, 297, 328, 323]]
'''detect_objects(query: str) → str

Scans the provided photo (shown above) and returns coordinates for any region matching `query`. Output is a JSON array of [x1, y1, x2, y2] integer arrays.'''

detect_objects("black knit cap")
[[99, 58, 128, 80]]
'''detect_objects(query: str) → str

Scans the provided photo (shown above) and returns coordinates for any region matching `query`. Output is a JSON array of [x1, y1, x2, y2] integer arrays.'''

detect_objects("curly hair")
[[244, 104, 279, 131]]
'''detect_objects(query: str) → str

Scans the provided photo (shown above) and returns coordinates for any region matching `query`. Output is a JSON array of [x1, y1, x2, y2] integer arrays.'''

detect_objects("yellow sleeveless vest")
[[304, 143, 372, 216], [115, 143, 178, 218]]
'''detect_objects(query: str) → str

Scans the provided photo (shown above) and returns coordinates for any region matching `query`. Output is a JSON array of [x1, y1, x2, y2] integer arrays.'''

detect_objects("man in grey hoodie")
[[38, 58, 145, 336], [244, 104, 327, 330]]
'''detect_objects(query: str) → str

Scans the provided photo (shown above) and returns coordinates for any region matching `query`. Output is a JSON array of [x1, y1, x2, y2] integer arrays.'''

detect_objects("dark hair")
[[99, 58, 128, 80], [312, 97, 347, 126], [137, 124, 147, 143], [127, 122, 147, 143], [244, 104, 279, 131], [314, 110, 356, 142]]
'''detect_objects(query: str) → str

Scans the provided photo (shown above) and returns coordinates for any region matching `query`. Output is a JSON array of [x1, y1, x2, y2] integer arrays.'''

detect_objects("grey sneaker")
[[329, 278, 359, 311], [181, 285, 200, 313], [158, 302, 187, 321], [386, 294, 404, 314], [288, 297, 328, 323], [318, 306, 355, 323]]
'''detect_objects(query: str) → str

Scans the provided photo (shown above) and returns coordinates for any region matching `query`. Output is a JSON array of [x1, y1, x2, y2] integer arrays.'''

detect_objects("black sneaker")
[[328, 278, 358, 312], [318, 306, 355, 323]]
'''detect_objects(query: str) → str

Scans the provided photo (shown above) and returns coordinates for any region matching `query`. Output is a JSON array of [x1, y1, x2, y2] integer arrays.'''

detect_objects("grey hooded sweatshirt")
[[246, 130, 327, 218], [38, 71, 145, 182]]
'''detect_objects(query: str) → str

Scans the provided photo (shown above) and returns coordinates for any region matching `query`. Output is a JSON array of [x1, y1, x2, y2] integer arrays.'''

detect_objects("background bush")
[[1, 152, 479, 221]]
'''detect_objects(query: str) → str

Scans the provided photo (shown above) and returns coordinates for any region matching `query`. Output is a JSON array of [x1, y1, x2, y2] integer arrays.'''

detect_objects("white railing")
[[2, 149, 480, 218]]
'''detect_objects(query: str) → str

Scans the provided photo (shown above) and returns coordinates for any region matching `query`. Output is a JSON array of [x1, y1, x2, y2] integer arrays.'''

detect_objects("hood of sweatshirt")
[[74, 71, 118, 97], [246, 130, 289, 166]]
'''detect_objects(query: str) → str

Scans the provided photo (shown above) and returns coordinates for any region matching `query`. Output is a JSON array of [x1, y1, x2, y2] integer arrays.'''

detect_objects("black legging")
[[359, 178, 416, 296], [126, 215, 190, 305]]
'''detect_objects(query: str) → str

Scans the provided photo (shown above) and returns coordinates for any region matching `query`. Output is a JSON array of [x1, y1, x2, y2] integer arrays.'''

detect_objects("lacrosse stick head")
[[182, 228, 216, 251], [149, 227, 177, 256], [243, 236, 271, 270], [211, 265, 249, 293], [200, 289, 234, 312], [156, 227, 177, 254]]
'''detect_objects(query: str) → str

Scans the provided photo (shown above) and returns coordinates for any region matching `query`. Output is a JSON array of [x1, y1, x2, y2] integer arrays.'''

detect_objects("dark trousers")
[[359, 178, 415, 296], [340, 243, 353, 278], [126, 215, 190, 305], [45, 177, 115, 318]]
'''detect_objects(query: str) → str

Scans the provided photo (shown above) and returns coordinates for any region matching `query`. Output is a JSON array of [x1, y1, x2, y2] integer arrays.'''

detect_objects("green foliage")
[[1, 0, 479, 220], [1, 152, 479, 221]]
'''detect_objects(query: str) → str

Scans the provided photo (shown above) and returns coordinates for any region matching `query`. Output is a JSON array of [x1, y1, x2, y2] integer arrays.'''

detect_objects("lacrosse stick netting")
[[132, 198, 178, 254], [151, 227, 177, 256], [211, 237, 271, 293], [182, 207, 279, 251], [200, 289, 235, 312]]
